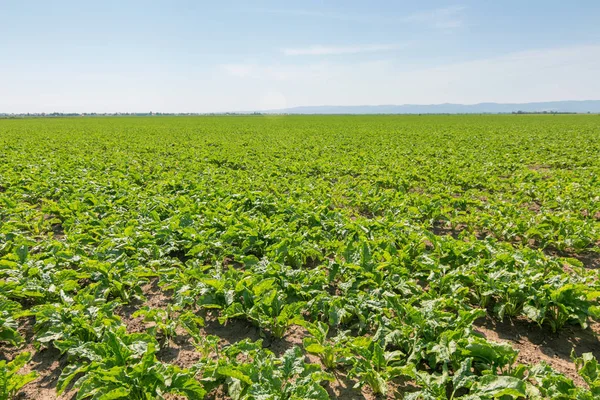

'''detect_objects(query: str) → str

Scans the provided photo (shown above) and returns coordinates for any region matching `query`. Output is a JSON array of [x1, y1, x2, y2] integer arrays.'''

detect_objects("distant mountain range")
[[263, 100, 600, 114]]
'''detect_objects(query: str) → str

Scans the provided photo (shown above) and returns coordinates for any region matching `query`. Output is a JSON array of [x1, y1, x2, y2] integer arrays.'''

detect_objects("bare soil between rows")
[[3, 279, 598, 399], [474, 316, 600, 387]]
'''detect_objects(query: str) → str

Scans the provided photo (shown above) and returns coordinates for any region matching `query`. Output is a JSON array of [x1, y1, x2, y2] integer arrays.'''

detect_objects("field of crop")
[[1, 115, 599, 399]]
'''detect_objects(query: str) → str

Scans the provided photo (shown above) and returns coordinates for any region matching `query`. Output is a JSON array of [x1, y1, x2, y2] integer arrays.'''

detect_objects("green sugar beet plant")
[[1, 115, 599, 398]]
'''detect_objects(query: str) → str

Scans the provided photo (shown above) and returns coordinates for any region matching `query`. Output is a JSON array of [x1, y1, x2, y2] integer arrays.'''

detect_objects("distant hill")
[[263, 100, 600, 114]]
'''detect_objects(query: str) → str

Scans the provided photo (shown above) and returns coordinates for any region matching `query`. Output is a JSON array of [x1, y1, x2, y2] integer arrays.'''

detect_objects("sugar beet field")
[[1, 115, 600, 400]]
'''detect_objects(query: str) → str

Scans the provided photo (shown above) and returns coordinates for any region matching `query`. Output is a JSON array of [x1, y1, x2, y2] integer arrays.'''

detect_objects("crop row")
[[1, 115, 599, 399]]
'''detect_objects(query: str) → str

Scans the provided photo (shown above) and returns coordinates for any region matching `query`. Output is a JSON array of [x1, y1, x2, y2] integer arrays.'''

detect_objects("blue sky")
[[1, 0, 600, 112]]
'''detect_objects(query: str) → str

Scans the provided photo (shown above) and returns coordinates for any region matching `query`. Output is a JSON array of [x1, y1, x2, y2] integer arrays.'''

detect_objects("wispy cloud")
[[240, 6, 466, 30], [217, 45, 600, 108], [402, 5, 466, 30], [243, 8, 372, 22], [282, 43, 405, 56]]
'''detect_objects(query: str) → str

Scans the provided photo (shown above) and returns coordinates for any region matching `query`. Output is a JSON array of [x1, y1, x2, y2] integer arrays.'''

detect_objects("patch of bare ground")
[[115, 277, 172, 333], [432, 221, 466, 239], [527, 165, 552, 178], [116, 279, 204, 369], [324, 372, 416, 400], [431, 221, 489, 242], [202, 315, 262, 348], [527, 164, 551, 171], [524, 201, 542, 213], [142, 278, 173, 308], [156, 328, 203, 369], [0, 318, 73, 400], [222, 255, 244, 269], [474, 316, 600, 386], [408, 187, 424, 194], [325, 371, 374, 400], [13, 347, 72, 400], [205, 385, 229, 400], [580, 210, 600, 221], [202, 317, 307, 357], [266, 324, 306, 356], [163, 394, 188, 400], [42, 214, 65, 240], [570, 252, 600, 270], [544, 248, 600, 270]]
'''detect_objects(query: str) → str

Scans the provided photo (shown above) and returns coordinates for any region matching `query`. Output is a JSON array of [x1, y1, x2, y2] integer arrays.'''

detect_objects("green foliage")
[[30, 292, 121, 352], [0, 297, 22, 346], [57, 327, 205, 399], [1, 115, 599, 398], [301, 321, 352, 369], [347, 339, 410, 396], [0, 352, 38, 400], [573, 352, 600, 397]]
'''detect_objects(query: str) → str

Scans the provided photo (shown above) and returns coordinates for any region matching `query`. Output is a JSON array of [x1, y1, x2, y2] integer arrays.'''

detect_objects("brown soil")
[[324, 372, 416, 400], [526, 201, 542, 213], [50, 223, 65, 239], [544, 248, 600, 270], [202, 317, 305, 357], [408, 187, 424, 194], [222, 256, 244, 269], [15, 273, 599, 399], [325, 371, 374, 399], [527, 164, 551, 171], [115, 278, 172, 331], [527, 165, 552, 178], [432, 221, 466, 239], [265, 325, 306, 356], [5, 279, 174, 400], [156, 329, 203, 369], [13, 347, 73, 400], [474, 316, 600, 387], [205, 385, 229, 400], [572, 252, 600, 269], [0, 318, 73, 400], [580, 210, 600, 221], [431, 221, 490, 243], [142, 279, 173, 308], [202, 316, 262, 347]]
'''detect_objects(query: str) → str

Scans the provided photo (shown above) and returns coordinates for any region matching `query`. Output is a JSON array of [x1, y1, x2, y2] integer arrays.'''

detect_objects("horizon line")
[[2, 99, 600, 116]]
